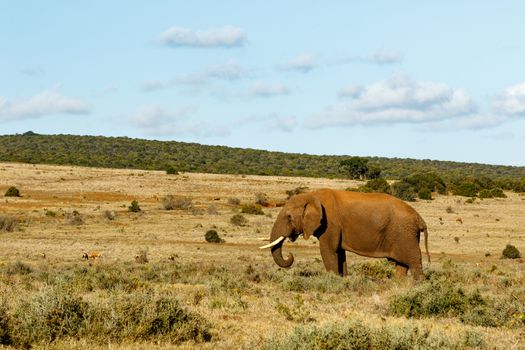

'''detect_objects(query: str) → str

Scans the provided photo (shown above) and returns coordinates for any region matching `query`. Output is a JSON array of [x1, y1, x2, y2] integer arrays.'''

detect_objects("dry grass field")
[[1, 162, 525, 349]]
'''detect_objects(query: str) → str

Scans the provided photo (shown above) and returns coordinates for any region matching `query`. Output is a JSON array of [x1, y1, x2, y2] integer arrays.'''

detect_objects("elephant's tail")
[[417, 216, 430, 264], [423, 226, 430, 264]]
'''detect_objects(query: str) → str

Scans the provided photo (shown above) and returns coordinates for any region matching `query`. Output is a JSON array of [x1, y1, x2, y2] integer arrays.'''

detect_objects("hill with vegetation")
[[1, 133, 524, 183]]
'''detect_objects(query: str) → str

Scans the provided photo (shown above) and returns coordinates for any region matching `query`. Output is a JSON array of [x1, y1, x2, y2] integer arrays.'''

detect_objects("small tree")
[[340, 157, 369, 180]]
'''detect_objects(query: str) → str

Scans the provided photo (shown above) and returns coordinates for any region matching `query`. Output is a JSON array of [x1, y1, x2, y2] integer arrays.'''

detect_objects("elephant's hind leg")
[[337, 248, 347, 277]]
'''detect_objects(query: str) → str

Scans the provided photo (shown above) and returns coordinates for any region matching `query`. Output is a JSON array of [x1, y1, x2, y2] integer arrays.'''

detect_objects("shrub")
[[93, 292, 212, 343], [4, 186, 20, 197], [135, 250, 149, 264], [358, 178, 390, 194], [390, 182, 416, 201], [207, 204, 219, 215], [255, 192, 269, 206], [418, 187, 432, 200], [228, 197, 241, 206], [205, 229, 224, 243], [403, 172, 447, 195], [262, 318, 468, 350], [162, 195, 193, 210], [165, 165, 179, 175], [103, 210, 116, 220], [286, 186, 309, 199], [452, 180, 479, 197], [0, 215, 18, 232], [388, 278, 485, 320], [502, 244, 521, 259], [479, 187, 507, 199], [230, 214, 248, 226], [65, 210, 84, 225], [128, 200, 142, 213], [0, 304, 12, 345], [241, 204, 264, 215], [6, 261, 32, 275], [11, 285, 90, 345]]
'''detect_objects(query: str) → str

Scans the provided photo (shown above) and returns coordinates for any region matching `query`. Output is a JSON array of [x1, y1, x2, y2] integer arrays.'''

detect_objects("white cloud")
[[160, 26, 246, 48], [330, 49, 403, 66], [367, 50, 403, 64], [205, 60, 247, 81], [280, 53, 318, 73], [140, 61, 248, 92], [128, 105, 228, 137], [265, 115, 297, 132], [250, 81, 289, 97], [307, 73, 477, 128], [0, 90, 90, 121], [493, 82, 525, 116]]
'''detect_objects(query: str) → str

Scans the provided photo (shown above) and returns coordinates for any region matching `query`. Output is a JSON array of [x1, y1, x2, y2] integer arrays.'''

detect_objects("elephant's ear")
[[303, 197, 322, 240]]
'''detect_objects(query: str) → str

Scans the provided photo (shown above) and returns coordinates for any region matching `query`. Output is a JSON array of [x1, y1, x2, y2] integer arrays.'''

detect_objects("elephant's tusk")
[[259, 236, 285, 249], [257, 237, 271, 241]]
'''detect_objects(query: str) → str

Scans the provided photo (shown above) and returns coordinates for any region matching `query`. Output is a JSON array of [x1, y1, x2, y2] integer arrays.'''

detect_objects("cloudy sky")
[[1, 1, 525, 165]]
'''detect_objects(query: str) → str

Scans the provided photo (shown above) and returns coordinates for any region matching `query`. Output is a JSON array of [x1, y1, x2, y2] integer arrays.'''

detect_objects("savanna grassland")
[[1, 162, 525, 349]]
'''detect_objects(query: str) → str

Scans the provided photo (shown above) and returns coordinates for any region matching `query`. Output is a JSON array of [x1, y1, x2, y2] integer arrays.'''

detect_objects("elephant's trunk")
[[269, 212, 294, 268], [271, 239, 294, 268]]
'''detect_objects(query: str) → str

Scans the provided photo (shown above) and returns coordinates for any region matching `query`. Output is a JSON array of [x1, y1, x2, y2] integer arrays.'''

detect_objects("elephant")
[[260, 189, 429, 279]]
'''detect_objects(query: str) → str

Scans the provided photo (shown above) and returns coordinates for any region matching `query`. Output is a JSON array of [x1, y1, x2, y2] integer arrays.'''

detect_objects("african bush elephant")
[[260, 189, 429, 279]]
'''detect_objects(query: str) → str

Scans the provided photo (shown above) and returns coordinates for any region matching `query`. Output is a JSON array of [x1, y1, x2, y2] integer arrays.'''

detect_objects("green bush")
[[478, 187, 507, 199], [418, 187, 433, 200], [205, 229, 224, 243], [387, 276, 525, 327], [452, 180, 479, 197], [403, 172, 447, 195], [286, 186, 309, 199], [128, 200, 142, 213], [6, 285, 212, 347], [230, 214, 248, 226], [262, 318, 476, 350], [358, 178, 391, 194], [4, 186, 20, 197], [388, 278, 486, 320], [241, 204, 264, 215], [390, 182, 416, 201], [502, 244, 521, 259], [165, 165, 178, 175]]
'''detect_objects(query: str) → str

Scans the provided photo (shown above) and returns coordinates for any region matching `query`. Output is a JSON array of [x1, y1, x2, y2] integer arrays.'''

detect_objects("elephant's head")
[[260, 193, 324, 268]]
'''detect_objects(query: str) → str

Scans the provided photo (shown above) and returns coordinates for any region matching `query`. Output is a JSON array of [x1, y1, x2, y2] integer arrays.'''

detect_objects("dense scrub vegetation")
[[2, 133, 525, 182]]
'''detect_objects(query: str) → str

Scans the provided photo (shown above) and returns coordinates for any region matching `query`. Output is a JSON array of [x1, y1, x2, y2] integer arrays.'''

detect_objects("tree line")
[[1, 133, 525, 190]]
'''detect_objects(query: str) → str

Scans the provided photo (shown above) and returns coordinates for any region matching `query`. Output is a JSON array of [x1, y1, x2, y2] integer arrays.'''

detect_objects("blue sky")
[[1, 1, 525, 166]]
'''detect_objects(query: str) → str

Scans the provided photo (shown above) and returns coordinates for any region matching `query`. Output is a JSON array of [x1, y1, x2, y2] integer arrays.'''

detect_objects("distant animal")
[[456, 217, 463, 224], [83, 251, 101, 260], [40, 252, 46, 259], [260, 189, 430, 280]]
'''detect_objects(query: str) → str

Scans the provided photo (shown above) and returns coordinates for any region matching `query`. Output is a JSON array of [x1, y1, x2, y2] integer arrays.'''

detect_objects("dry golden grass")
[[1, 162, 525, 349]]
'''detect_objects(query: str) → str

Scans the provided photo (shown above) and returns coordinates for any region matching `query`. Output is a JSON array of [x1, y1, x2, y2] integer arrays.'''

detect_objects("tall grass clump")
[[262, 318, 477, 350], [388, 275, 525, 327], [4, 285, 212, 347], [162, 195, 193, 210], [91, 291, 212, 343], [0, 215, 18, 232]]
